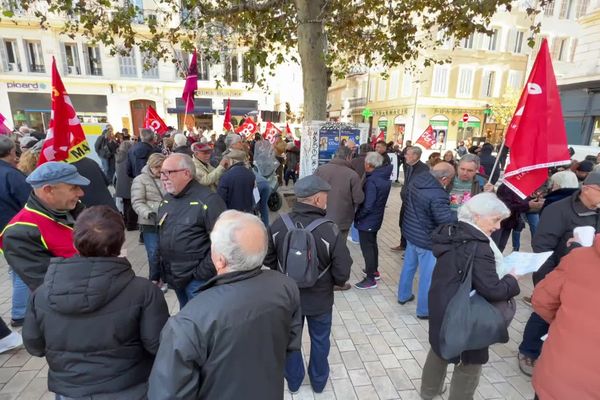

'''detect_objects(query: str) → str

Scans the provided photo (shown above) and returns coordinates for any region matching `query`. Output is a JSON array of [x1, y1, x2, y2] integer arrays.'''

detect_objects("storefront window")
[[591, 117, 600, 146]]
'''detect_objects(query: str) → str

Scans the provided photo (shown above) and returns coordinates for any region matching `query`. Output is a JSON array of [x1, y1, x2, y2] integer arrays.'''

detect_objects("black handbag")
[[438, 242, 511, 360]]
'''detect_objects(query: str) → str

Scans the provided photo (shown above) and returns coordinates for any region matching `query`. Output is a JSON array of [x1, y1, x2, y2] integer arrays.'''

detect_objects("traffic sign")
[[462, 113, 469, 122]]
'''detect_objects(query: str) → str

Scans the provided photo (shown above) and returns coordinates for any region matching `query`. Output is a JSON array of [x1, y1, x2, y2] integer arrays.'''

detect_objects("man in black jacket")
[[264, 175, 352, 394], [518, 172, 600, 377], [72, 157, 117, 211], [158, 153, 226, 309], [149, 210, 302, 400], [127, 129, 160, 178], [391, 146, 429, 251], [94, 126, 118, 183]]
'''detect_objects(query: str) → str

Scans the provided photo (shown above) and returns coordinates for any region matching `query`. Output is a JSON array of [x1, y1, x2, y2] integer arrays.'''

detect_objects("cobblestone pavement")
[[0, 185, 536, 400]]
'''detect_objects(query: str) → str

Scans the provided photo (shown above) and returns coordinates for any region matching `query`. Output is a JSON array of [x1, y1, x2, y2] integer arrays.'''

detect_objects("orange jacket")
[[532, 235, 600, 400]]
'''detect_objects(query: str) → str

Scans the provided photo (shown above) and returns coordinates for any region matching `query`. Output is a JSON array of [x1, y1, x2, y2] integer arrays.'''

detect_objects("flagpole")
[[183, 110, 188, 133], [487, 136, 506, 184]]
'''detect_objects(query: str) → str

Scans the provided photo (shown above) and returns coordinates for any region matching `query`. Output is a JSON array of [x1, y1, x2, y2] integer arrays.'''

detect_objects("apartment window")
[[544, 1, 555, 16], [507, 70, 523, 91], [61, 43, 81, 75], [224, 54, 239, 83], [481, 70, 496, 97], [25, 40, 45, 73], [456, 68, 474, 98], [241, 54, 254, 83], [485, 29, 499, 51], [1, 39, 21, 72], [559, 0, 574, 19], [119, 48, 137, 77], [369, 76, 376, 100], [436, 30, 452, 49], [125, 0, 144, 24], [82, 44, 102, 76], [552, 38, 568, 61], [142, 52, 159, 79], [389, 70, 400, 99], [401, 72, 413, 97], [431, 65, 450, 97], [513, 31, 525, 53], [576, 0, 589, 17], [377, 78, 387, 101], [460, 34, 475, 49], [570, 38, 578, 62]]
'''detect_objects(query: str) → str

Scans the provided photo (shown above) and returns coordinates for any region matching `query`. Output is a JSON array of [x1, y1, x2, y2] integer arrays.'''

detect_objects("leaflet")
[[500, 251, 553, 276]]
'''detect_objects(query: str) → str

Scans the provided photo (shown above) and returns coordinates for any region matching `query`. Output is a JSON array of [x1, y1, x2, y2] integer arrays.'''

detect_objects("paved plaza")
[[0, 185, 536, 400]]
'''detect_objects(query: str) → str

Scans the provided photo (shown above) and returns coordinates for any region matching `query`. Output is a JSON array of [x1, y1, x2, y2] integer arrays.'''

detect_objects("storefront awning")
[[8, 93, 107, 113], [168, 98, 214, 114]]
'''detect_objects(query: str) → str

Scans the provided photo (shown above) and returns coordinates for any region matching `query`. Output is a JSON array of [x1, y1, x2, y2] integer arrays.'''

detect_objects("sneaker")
[[518, 353, 535, 377], [361, 270, 381, 280], [10, 318, 24, 328], [0, 332, 23, 354], [354, 278, 377, 289]]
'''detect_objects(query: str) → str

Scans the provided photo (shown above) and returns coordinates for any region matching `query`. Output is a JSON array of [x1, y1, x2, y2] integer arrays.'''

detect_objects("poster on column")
[[318, 125, 340, 163], [340, 126, 361, 148]]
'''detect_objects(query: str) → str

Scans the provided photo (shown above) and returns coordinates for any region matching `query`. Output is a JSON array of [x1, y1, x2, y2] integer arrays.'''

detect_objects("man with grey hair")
[[149, 210, 302, 400], [398, 162, 457, 319], [158, 153, 226, 308], [224, 133, 244, 151], [127, 128, 160, 178], [447, 153, 494, 210]]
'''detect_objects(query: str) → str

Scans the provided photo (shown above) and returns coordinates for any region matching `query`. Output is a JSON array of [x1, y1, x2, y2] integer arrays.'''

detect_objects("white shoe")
[[0, 332, 23, 354]]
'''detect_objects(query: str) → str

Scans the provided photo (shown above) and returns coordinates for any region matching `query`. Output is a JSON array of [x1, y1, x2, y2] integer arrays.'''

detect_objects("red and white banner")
[[415, 125, 436, 149], [144, 106, 169, 136], [38, 58, 90, 166], [263, 121, 281, 143], [0, 113, 11, 135], [371, 130, 385, 147], [223, 98, 233, 132], [235, 117, 258, 138], [503, 39, 571, 198]]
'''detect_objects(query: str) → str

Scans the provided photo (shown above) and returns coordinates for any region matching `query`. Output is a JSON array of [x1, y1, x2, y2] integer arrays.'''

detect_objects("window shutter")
[[0, 41, 8, 72], [81, 45, 90, 75], [60, 42, 69, 75]]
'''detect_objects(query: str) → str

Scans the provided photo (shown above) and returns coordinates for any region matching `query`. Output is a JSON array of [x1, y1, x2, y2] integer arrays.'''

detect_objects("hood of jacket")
[[44, 256, 135, 314], [431, 221, 489, 258], [368, 164, 393, 180]]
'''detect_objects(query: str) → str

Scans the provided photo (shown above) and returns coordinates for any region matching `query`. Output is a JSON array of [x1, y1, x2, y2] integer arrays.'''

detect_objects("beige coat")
[[131, 166, 166, 226], [193, 156, 225, 192]]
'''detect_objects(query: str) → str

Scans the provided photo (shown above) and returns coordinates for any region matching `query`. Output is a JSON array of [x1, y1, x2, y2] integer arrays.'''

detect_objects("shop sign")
[[195, 88, 243, 97], [6, 81, 48, 91], [458, 121, 481, 128], [374, 107, 408, 117]]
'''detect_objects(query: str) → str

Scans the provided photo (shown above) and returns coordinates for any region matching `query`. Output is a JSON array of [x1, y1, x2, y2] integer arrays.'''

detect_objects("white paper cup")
[[574, 226, 595, 247]]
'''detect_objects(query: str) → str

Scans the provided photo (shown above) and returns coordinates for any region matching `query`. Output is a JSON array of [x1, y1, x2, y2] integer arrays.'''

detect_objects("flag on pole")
[[263, 121, 282, 143], [371, 130, 385, 147], [285, 123, 292, 136], [415, 125, 437, 149], [223, 98, 233, 132], [38, 57, 90, 166], [0, 113, 11, 135], [144, 106, 169, 136], [235, 117, 258, 138], [182, 50, 198, 114], [503, 39, 571, 199]]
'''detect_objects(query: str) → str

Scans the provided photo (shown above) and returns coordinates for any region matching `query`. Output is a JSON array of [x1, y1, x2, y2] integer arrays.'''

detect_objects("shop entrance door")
[[130, 99, 156, 137]]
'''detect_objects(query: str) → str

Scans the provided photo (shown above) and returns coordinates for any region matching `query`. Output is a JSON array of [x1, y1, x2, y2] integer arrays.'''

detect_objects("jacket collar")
[[571, 190, 600, 216], [171, 179, 196, 199], [200, 267, 263, 291], [0, 159, 18, 171], [329, 158, 352, 168], [292, 201, 327, 216], [27, 194, 78, 225]]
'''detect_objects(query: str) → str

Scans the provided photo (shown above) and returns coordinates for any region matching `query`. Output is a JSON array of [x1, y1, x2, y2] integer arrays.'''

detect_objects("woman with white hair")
[[541, 170, 580, 214], [421, 193, 521, 400], [171, 133, 192, 156]]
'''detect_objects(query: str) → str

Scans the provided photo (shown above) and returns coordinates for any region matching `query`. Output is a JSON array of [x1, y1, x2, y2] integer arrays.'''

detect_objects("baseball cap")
[[294, 175, 331, 198], [26, 162, 90, 188], [578, 160, 595, 173]]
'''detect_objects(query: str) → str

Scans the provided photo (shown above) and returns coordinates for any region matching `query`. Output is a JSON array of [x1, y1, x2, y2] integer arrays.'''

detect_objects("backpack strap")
[[305, 217, 332, 232], [280, 213, 296, 231]]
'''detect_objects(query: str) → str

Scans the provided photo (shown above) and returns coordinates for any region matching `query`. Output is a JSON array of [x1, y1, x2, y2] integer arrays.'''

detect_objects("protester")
[[575, 160, 594, 182], [531, 234, 600, 399], [158, 153, 226, 308], [16, 147, 40, 176], [273, 134, 287, 185], [354, 152, 393, 289], [128, 129, 159, 178], [375, 140, 391, 166], [224, 133, 245, 152], [541, 170, 579, 213], [518, 171, 600, 376], [191, 142, 228, 191], [171, 133, 192, 156], [478, 143, 500, 183], [114, 134, 137, 230], [391, 146, 429, 252], [350, 143, 371, 179], [217, 149, 255, 212], [284, 141, 300, 185], [0, 162, 88, 292], [442, 150, 456, 166], [456, 140, 468, 158], [23, 206, 169, 400], [421, 193, 519, 400], [71, 156, 117, 210], [264, 175, 352, 394], [148, 211, 301, 400], [131, 153, 167, 292], [447, 154, 494, 211], [398, 162, 456, 318], [94, 126, 118, 183], [426, 152, 441, 167]]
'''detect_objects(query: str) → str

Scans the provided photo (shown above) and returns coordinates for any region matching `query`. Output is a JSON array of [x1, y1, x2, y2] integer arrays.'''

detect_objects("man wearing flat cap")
[[191, 142, 229, 192], [0, 162, 89, 292], [264, 174, 352, 395]]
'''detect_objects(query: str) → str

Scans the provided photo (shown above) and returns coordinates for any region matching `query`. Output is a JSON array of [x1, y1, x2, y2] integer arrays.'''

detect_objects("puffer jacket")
[[355, 164, 393, 231], [131, 166, 165, 226], [22, 256, 169, 398]]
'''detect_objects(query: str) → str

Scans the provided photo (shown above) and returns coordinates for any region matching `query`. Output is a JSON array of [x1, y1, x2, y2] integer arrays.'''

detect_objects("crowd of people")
[[0, 124, 599, 399]]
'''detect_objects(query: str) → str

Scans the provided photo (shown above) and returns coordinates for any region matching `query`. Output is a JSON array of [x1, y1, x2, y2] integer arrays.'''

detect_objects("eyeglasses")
[[160, 169, 186, 178]]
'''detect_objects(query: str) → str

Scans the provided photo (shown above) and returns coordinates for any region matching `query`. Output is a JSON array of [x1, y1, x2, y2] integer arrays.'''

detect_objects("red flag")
[[371, 130, 385, 147], [0, 113, 11, 135], [182, 50, 197, 114], [144, 106, 168, 136], [503, 39, 571, 198], [38, 58, 90, 166], [223, 98, 233, 132], [263, 121, 282, 143], [235, 117, 258, 138], [285, 123, 292, 136], [415, 125, 436, 149]]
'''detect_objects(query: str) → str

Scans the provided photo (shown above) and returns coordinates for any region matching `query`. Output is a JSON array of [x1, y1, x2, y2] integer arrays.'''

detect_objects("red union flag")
[[371, 130, 385, 147], [235, 117, 258, 138], [144, 106, 168, 136], [0, 112, 11, 135], [415, 125, 436, 149], [263, 121, 281, 143], [503, 39, 571, 198], [38, 58, 90, 166], [182, 50, 198, 114], [223, 98, 233, 132]]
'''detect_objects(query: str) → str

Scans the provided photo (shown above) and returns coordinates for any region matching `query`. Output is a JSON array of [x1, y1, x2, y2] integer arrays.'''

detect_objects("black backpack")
[[278, 213, 331, 288]]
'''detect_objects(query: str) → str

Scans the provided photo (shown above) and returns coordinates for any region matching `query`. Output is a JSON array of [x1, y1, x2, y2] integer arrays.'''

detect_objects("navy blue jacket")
[[127, 142, 160, 178], [355, 164, 393, 232], [217, 163, 256, 213], [0, 160, 31, 230], [402, 171, 456, 250]]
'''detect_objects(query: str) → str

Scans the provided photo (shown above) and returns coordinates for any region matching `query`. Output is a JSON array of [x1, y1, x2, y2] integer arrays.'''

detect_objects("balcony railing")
[[349, 97, 367, 108]]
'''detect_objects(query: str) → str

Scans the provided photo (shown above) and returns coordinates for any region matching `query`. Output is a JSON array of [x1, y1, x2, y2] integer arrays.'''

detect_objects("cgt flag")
[[235, 117, 258, 138], [503, 38, 571, 199], [263, 121, 281, 143], [182, 50, 198, 114], [223, 98, 233, 132], [38, 57, 90, 166], [415, 125, 437, 149], [144, 106, 169, 136], [371, 130, 385, 147]]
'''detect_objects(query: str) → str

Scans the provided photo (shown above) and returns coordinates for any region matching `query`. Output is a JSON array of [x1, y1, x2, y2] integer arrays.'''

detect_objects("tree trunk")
[[295, 0, 327, 121]]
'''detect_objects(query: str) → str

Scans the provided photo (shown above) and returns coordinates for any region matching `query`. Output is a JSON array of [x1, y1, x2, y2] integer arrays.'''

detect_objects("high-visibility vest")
[[0, 205, 76, 258]]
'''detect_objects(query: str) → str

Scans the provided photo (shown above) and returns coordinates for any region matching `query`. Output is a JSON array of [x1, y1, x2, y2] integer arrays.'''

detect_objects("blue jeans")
[[511, 212, 540, 251], [398, 241, 436, 317], [142, 231, 160, 282], [174, 279, 206, 309], [100, 157, 115, 184], [518, 312, 548, 359], [11, 270, 29, 321], [256, 180, 272, 226], [285, 312, 332, 393]]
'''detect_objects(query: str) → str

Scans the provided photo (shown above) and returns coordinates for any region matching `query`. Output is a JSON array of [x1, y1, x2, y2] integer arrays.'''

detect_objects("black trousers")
[[0, 317, 11, 339], [399, 204, 407, 248], [359, 230, 379, 278], [122, 199, 138, 231]]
